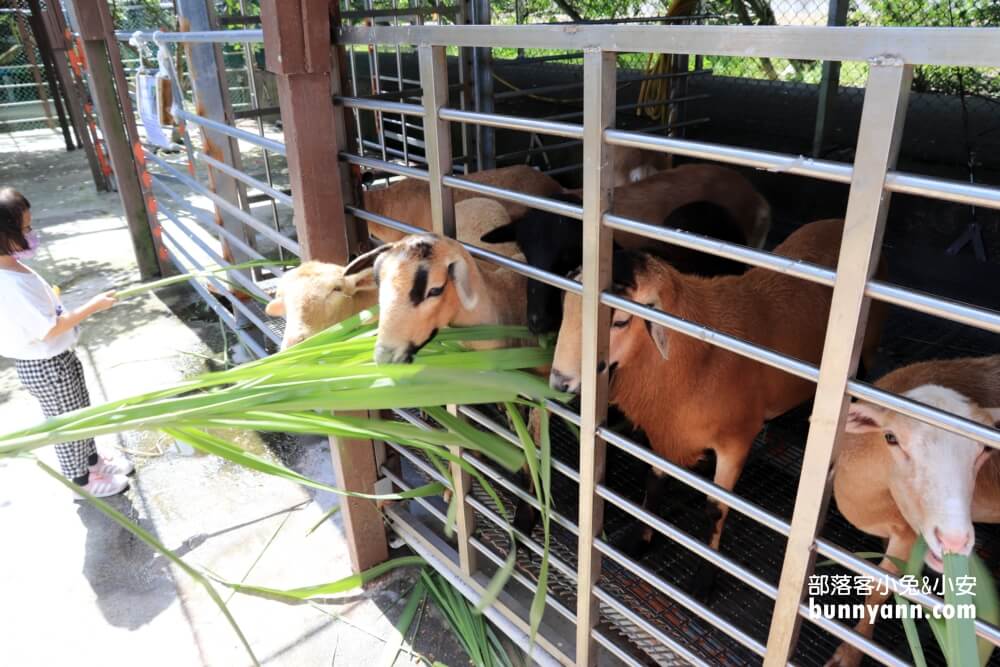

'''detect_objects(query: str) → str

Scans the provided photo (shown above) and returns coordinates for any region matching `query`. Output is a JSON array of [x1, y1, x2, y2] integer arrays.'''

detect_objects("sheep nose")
[[549, 370, 573, 392], [935, 526, 973, 555], [374, 344, 395, 365]]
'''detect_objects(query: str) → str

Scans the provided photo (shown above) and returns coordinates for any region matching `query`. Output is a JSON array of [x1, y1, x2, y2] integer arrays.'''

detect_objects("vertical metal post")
[[471, 0, 494, 170], [575, 48, 616, 667], [66, 0, 162, 280], [176, 0, 253, 263], [763, 61, 912, 666], [811, 0, 849, 157], [456, 0, 474, 173], [262, 0, 388, 573], [419, 43, 477, 575]]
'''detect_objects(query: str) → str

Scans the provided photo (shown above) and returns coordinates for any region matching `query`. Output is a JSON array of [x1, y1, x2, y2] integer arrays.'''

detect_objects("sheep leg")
[[513, 407, 543, 537], [617, 466, 669, 559], [688, 444, 749, 601], [824, 532, 913, 667]]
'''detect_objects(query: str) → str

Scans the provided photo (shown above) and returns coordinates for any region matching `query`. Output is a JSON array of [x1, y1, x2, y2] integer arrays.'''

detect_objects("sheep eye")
[[427, 286, 445, 298], [884, 432, 899, 446], [612, 318, 631, 329]]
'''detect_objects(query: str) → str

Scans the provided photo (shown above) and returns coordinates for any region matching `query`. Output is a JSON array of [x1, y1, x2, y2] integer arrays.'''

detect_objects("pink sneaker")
[[90, 450, 134, 476], [74, 471, 129, 500]]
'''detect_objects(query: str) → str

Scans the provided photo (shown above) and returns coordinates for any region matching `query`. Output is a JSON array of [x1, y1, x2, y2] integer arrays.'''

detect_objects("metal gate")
[[334, 22, 1000, 667]]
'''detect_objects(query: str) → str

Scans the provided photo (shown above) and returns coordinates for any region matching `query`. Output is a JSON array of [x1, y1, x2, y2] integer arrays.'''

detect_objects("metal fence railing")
[[337, 22, 1000, 667]]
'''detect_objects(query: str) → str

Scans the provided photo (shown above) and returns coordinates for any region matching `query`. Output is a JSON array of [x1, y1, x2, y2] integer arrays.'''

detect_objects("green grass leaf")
[[34, 458, 260, 667]]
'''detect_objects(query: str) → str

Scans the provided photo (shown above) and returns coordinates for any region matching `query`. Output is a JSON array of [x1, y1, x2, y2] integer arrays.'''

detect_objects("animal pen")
[[49, 0, 1000, 665]]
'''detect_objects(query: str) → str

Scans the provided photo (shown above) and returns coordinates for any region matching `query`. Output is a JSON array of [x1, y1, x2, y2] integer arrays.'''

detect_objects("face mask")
[[11, 230, 39, 260]]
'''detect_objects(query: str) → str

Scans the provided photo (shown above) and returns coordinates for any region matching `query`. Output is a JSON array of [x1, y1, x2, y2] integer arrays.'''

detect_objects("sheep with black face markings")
[[265, 198, 523, 350]]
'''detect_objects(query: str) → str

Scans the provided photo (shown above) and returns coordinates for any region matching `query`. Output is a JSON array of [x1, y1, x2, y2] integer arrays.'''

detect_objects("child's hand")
[[86, 291, 118, 314]]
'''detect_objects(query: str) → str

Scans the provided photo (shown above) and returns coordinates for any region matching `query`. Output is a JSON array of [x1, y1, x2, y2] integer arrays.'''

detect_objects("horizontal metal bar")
[[441, 176, 585, 220], [846, 379, 1000, 449], [796, 595, 911, 667], [380, 466, 449, 523], [591, 629, 646, 667], [596, 483, 779, 599], [150, 175, 285, 275], [336, 25, 1000, 68], [146, 151, 302, 255], [341, 5, 458, 20], [604, 213, 1000, 342], [439, 107, 584, 140], [116, 29, 264, 44], [360, 140, 429, 165], [155, 195, 274, 303], [814, 537, 1000, 648], [458, 446, 580, 537], [384, 506, 569, 667], [542, 95, 706, 123], [592, 586, 711, 667], [462, 245, 584, 295], [463, 488, 579, 583], [599, 427, 790, 536], [602, 292, 820, 383], [457, 406, 581, 483], [606, 128, 1000, 213], [218, 15, 261, 26], [544, 399, 581, 427], [595, 537, 768, 657], [468, 533, 578, 625], [866, 279, 1000, 334], [604, 213, 837, 288], [175, 108, 286, 155], [341, 153, 429, 180], [158, 206, 281, 347], [606, 128, 853, 183], [336, 95, 424, 117], [159, 229, 268, 358], [194, 151, 293, 208], [885, 170, 1000, 210]]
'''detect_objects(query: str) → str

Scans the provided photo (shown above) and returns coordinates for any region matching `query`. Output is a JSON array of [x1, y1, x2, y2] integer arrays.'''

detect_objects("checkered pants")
[[15, 350, 96, 482]]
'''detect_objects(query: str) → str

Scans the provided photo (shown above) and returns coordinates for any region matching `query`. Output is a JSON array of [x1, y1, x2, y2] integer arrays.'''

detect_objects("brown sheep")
[[362, 165, 563, 243], [826, 355, 1000, 667], [550, 218, 885, 597]]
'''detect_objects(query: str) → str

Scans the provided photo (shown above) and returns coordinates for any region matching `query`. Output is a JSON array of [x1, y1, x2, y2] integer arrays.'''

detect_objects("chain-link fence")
[[0, 1, 55, 132]]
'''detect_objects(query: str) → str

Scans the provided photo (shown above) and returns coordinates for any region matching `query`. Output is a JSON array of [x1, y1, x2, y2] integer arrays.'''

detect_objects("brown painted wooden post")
[[261, 0, 389, 572], [67, 0, 163, 280], [36, 0, 107, 191]]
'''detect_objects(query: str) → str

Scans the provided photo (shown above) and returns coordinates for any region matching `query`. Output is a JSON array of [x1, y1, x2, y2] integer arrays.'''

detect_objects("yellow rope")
[[636, 0, 702, 122]]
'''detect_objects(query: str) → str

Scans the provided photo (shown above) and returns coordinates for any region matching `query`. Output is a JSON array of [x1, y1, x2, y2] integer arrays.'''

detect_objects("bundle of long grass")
[[0, 306, 565, 663]]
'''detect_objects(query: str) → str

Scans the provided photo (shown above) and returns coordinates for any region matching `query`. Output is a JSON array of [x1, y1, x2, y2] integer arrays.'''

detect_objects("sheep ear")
[[449, 259, 479, 310], [480, 222, 517, 245], [844, 402, 886, 434], [345, 243, 392, 276], [265, 296, 285, 317], [987, 407, 1000, 430], [647, 322, 670, 360], [344, 267, 377, 294]]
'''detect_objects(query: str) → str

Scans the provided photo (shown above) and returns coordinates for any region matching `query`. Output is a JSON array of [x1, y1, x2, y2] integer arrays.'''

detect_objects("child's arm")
[[43, 291, 117, 340]]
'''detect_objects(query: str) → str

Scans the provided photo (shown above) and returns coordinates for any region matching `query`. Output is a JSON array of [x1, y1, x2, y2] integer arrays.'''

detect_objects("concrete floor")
[[0, 130, 469, 667]]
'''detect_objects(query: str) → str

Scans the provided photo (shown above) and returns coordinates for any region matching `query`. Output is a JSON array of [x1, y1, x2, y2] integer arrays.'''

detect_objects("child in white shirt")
[[0, 187, 132, 498]]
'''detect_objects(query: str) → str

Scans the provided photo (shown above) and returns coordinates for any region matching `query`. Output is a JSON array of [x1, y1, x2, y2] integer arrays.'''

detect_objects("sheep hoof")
[[513, 501, 539, 536], [616, 527, 653, 560], [687, 560, 718, 603], [824, 644, 863, 667]]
